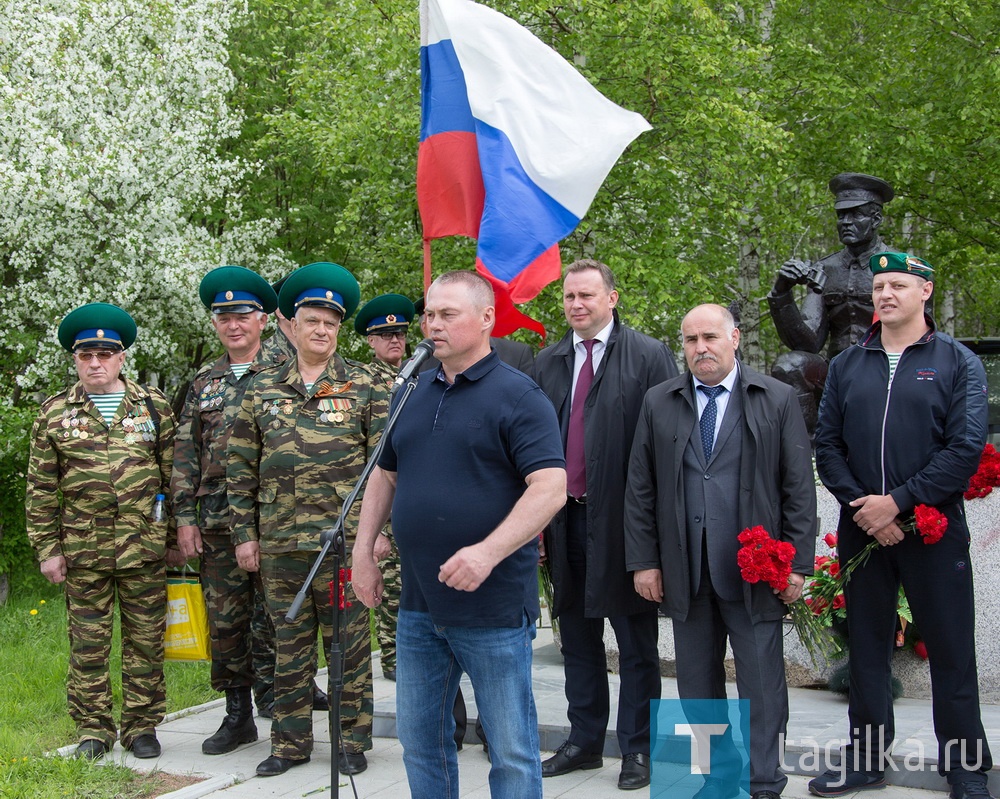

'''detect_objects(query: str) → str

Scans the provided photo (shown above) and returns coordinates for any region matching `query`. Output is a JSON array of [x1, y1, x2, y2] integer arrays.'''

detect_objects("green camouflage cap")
[[354, 294, 415, 336], [57, 303, 137, 352], [870, 251, 935, 280], [278, 262, 361, 321], [199, 265, 278, 314]]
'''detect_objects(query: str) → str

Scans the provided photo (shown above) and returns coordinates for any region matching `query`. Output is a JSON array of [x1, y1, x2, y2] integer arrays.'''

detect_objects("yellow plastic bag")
[[164, 573, 210, 662]]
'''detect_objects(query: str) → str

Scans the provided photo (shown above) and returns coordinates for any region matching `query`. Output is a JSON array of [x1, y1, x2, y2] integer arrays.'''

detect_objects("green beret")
[[278, 262, 361, 321], [199, 265, 278, 314], [870, 251, 935, 281], [57, 303, 137, 352], [829, 173, 894, 210], [354, 294, 415, 336]]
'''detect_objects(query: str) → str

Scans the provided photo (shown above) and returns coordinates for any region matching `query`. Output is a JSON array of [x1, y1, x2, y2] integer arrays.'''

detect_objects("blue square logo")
[[651, 699, 750, 798]]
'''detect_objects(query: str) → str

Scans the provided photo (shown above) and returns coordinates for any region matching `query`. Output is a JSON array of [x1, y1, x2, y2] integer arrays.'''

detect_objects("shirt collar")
[[692, 361, 739, 395], [572, 316, 614, 351], [436, 349, 500, 385]]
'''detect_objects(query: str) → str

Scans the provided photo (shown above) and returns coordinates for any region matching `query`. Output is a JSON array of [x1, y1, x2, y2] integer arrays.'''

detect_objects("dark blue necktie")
[[698, 384, 726, 463]]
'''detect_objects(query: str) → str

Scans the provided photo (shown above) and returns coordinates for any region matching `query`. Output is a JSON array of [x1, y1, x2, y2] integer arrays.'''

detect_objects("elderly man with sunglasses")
[[26, 302, 180, 761]]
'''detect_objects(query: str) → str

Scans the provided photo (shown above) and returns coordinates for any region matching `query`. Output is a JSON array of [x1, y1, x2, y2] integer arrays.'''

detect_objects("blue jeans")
[[396, 609, 542, 799]]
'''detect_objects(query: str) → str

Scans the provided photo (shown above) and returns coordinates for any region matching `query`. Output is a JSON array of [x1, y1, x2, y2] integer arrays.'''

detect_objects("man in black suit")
[[533, 258, 678, 791], [624, 303, 816, 799]]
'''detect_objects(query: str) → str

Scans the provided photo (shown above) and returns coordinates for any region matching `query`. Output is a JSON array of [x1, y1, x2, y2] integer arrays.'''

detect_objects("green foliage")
[[6, 0, 1000, 397], [222, 0, 1000, 359], [0, 583, 216, 750], [0, 404, 39, 591]]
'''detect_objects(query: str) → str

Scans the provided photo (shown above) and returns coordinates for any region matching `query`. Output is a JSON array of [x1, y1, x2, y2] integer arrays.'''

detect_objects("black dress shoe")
[[128, 734, 161, 759], [950, 779, 996, 799], [383, 668, 396, 682], [338, 751, 368, 775], [256, 755, 310, 777], [312, 686, 329, 712], [541, 741, 603, 777], [693, 781, 740, 799], [752, 791, 782, 799], [75, 739, 109, 760], [618, 753, 650, 790]]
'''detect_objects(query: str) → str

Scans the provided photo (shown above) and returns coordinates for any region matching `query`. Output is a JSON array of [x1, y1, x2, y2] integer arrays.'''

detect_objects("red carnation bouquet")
[[840, 502, 948, 569], [737, 525, 796, 590], [904, 504, 948, 545], [736, 525, 830, 664], [965, 444, 1000, 501]]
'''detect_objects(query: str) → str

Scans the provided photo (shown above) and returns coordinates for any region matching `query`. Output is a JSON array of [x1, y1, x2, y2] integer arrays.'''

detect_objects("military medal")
[[79, 430, 89, 440], [284, 402, 293, 414], [333, 412, 344, 423]]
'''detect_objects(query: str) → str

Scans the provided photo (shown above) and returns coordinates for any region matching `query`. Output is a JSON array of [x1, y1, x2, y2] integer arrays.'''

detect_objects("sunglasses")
[[74, 350, 120, 362]]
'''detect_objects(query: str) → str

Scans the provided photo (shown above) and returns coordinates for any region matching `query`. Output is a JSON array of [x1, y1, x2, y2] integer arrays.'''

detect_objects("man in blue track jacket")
[[811, 252, 992, 799]]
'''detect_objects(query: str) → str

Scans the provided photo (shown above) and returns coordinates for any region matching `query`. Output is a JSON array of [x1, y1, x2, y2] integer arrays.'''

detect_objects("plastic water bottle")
[[151, 493, 166, 523]]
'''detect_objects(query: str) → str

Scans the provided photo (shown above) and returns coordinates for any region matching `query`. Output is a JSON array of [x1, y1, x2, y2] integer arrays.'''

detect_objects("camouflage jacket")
[[368, 359, 396, 393], [171, 347, 282, 532], [26, 377, 176, 568], [259, 327, 295, 365], [368, 359, 397, 537], [227, 353, 388, 553]]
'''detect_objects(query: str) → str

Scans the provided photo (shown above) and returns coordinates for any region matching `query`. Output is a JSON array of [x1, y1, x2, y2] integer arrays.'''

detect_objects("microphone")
[[391, 338, 436, 394]]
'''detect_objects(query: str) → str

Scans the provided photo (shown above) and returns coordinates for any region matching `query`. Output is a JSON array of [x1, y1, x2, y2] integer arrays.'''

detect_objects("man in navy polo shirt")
[[352, 270, 566, 799]]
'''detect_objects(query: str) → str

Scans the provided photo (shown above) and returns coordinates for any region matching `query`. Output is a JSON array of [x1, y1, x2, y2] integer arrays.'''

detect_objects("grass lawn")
[[0, 577, 218, 798]]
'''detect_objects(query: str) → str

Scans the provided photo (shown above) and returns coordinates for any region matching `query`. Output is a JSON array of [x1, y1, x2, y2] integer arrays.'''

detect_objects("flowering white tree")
[[0, 0, 292, 399]]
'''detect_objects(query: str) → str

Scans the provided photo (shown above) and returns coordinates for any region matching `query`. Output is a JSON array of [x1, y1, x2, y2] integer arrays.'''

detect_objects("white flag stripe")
[[425, 0, 651, 220]]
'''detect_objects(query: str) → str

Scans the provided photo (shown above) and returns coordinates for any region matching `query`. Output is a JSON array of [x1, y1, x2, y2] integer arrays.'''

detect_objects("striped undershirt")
[[886, 351, 902, 385], [89, 392, 124, 424], [230, 362, 252, 380]]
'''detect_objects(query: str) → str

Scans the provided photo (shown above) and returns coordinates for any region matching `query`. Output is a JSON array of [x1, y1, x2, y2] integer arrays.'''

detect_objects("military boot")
[[202, 687, 258, 755]]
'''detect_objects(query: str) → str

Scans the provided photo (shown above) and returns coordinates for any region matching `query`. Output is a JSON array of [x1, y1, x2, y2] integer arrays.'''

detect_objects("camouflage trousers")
[[261, 551, 372, 760], [201, 531, 275, 705], [64, 562, 166, 748], [373, 536, 400, 673]]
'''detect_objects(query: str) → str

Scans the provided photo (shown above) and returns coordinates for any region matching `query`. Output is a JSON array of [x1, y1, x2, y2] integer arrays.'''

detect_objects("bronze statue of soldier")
[[767, 173, 894, 434]]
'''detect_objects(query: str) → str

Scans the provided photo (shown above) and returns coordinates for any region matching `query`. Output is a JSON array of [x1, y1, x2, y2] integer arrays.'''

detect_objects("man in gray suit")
[[624, 303, 816, 799]]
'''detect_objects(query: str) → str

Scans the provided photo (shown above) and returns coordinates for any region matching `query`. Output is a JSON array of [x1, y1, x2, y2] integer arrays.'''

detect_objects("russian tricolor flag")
[[418, 0, 651, 335]]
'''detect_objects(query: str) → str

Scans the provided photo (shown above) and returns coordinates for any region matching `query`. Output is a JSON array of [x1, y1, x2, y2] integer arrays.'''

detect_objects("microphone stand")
[[285, 369, 424, 799]]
